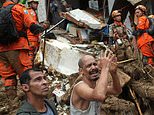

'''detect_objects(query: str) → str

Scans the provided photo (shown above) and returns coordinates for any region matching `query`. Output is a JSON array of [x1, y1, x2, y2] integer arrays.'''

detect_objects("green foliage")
[[19, 0, 27, 4]]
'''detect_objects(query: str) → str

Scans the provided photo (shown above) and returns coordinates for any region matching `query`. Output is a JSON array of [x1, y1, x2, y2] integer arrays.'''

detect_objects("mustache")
[[89, 68, 99, 75]]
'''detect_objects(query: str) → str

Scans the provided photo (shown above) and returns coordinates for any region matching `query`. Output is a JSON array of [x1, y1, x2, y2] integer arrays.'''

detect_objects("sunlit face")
[[82, 56, 99, 81], [113, 15, 122, 22], [28, 71, 49, 97], [135, 9, 143, 18]]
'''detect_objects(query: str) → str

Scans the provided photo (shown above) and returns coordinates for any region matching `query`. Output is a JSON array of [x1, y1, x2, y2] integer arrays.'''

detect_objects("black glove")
[[147, 27, 154, 36], [132, 29, 145, 37], [132, 30, 138, 36], [30, 24, 44, 35]]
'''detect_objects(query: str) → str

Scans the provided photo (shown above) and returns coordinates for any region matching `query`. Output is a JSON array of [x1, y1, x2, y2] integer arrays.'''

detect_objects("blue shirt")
[[40, 104, 54, 115]]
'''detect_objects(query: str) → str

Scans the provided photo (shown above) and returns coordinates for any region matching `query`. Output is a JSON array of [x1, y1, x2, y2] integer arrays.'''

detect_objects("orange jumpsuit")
[[27, 8, 40, 62], [136, 16, 154, 65], [0, 1, 36, 87]]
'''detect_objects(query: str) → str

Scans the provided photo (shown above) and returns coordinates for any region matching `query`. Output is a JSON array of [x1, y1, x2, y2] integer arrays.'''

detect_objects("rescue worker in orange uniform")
[[27, 0, 50, 64], [133, 5, 154, 66], [109, 10, 133, 61], [27, 0, 40, 63], [0, 0, 44, 99], [110, 10, 128, 42]]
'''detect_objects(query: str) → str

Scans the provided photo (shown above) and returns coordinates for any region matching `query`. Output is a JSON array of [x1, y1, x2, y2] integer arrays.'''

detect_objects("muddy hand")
[[99, 49, 115, 69], [109, 55, 118, 73]]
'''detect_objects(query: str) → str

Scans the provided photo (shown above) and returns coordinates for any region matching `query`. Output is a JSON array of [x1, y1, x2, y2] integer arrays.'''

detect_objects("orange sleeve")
[[12, 4, 36, 30], [22, 7, 36, 28], [137, 16, 148, 30], [27, 8, 38, 22]]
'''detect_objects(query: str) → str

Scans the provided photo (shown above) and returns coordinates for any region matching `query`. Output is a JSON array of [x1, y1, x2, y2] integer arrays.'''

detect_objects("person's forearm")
[[110, 71, 122, 94], [93, 68, 109, 100]]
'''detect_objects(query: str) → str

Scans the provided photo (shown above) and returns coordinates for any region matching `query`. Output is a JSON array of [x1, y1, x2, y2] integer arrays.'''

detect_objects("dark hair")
[[20, 68, 42, 85]]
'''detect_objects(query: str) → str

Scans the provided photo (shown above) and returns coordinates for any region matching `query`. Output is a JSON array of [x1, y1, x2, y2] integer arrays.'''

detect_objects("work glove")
[[132, 30, 138, 36], [132, 29, 146, 37], [30, 24, 44, 35], [146, 28, 154, 36], [42, 20, 50, 30]]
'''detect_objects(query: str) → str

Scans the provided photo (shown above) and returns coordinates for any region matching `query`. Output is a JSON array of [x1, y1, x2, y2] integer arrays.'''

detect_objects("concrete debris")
[[63, 9, 106, 29], [36, 39, 84, 75], [127, 0, 142, 5]]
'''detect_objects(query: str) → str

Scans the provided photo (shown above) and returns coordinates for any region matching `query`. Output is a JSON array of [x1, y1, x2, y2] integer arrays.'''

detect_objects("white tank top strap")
[[73, 80, 84, 88], [70, 80, 101, 115]]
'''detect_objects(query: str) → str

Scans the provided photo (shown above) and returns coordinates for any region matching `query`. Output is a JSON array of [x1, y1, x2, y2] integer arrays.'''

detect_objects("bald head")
[[78, 55, 95, 68], [78, 55, 99, 81]]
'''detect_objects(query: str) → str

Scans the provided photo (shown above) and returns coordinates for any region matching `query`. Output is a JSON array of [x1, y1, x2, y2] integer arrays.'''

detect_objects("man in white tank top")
[[70, 50, 122, 115]]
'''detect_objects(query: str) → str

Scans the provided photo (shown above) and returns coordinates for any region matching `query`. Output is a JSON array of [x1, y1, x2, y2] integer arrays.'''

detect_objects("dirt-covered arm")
[[75, 50, 114, 102], [107, 57, 122, 95]]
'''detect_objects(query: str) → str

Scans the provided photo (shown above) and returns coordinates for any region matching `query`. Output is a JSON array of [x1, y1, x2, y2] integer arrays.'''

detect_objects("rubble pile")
[[101, 96, 138, 115], [39, 36, 154, 114], [0, 28, 154, 115], [35, 41, 140, 114], [0, 87, 22, 115]]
